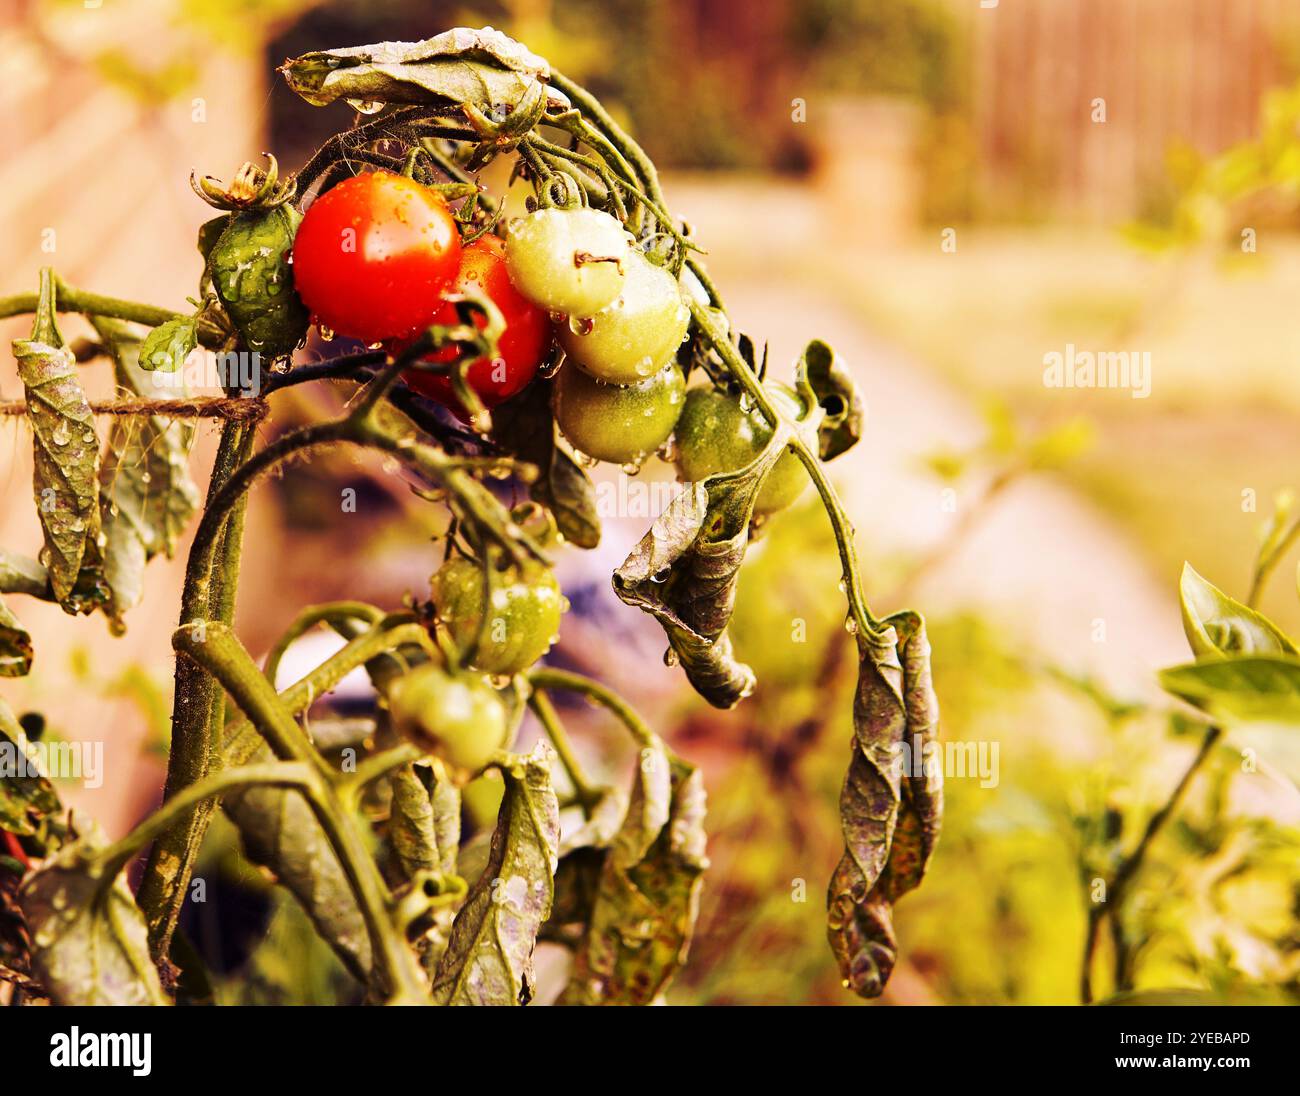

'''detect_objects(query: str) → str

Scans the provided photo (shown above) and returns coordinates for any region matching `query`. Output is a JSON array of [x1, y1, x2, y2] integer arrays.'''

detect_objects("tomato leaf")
[[92, 319, 201, 628], [0, 698, 60, 841], [492, 380, 601, 549], [137, 316, 197, 373], [13, 337, 103, 609], [558, 751, 707, 1005], [614, 463, 778, 707], [828, 612, 942, 998], [0, 597, 32, 678], [794, 338, 864, 461], [0, 550, 49, 599], [389, 764, 440, 877], [18, 834, 169, 1006], [432, 743, 559, 1005], [280, 27, 558, 114], [1179, 563, 1296, 659], [222, 749, 373, 984]]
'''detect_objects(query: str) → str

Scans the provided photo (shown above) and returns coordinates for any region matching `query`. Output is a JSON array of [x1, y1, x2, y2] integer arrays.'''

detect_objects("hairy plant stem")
[[137, 420, 253, 964], [174, 622, 427, 1002], [1079, 725, 1223, 1003]]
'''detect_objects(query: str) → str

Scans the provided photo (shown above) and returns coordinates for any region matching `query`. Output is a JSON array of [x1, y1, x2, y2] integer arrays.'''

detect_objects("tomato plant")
[[555, 250, 690, 383], [552, 360, 686, 466], [387, 663, 509, 774], [505, 206, 630, 316], [675, 382, 812, 515], [428, 555, 564, 675], [0, 26, 928, 1011], [401, 235, 551, 414], [291, 170, 462, 342]]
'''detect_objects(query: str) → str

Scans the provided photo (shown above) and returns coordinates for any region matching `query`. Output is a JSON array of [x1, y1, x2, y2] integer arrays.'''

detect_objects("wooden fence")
[[947, 0, 1300, 219]]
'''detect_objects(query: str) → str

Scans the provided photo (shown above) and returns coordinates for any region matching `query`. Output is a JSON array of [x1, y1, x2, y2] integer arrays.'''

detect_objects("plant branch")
[[1080, 725, 1222, 1003], [528, 667, 656, 748], [528, 689, 601, 812], [174, 621, 427, 1002]]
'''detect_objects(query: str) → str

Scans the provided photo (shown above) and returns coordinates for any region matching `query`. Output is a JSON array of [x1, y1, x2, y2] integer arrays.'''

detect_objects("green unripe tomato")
[[556, 252, 690, 384], [431, 558, 563, 676], [674, 383, 812, 515], [553, 362, 685, 466], [209, 204, 309, 359], [388, 664, 508, 774], [505, 207, 630, 316]]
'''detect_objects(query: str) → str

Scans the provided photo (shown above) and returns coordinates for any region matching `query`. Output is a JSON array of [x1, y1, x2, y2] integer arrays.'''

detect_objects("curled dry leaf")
[[794, 338, 864, 461], [13, 338, 103, 610], [92, 319, 201, 628], [614, 457, 783, 707], [281, 26, 561, 114], [18, 836, 169, 1006], [432, 743, 559, 1005], [827, 612, 942, 998], [0, 597, 32, 678], [389, 763, 440, 877], [0, 698, 61, 844]]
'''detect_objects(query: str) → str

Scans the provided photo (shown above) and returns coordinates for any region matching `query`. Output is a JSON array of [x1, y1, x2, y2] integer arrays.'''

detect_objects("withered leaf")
[[492, 379, 600, 549], [827, 612, 942, 998], [0, 549, 49, 598], [0, 698, 60, 839], [794, 339, 864, 461], [389, 763, 439, 877], [614, 462, 778, 707], [432, 743, 559, 1005], [0, 596, 32, 678], [223, 754, 373, 984], [281, 27, 558, 114], [13, 337, 102, 609], [18, 835, 169, 1006], [558, 752, 707, 1005], [92, 319, 201, 627]]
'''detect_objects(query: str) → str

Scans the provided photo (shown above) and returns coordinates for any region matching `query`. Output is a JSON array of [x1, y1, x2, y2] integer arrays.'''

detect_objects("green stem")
[[175, 622, 426, 1002], [347, 745, 425, 793], [137, 419, 253, 961], [686, 298, 881, 636], [527, 667, 656, 748], [1080, 725, 1222, 1003], [0, 284, 182, 327], [1247, 516, 1300, 608], [549, 72, 663, 202], [528, 689, 601, 812], [98, 762, 314, 881], [262, 601, 387, 686], [223, 619, 437, 768]]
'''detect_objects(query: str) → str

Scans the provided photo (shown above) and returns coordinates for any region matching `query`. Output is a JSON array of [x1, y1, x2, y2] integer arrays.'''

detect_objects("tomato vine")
[[0, 26, 941, 1005]]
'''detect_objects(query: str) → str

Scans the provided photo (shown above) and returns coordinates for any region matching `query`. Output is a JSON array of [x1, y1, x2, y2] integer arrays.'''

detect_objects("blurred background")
[[2, 0, 1299, 1003]]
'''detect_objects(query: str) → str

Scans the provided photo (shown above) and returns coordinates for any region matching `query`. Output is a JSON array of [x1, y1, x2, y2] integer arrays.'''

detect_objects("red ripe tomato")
[[401, 234, 550, 414], [291, 170, 462, 343]]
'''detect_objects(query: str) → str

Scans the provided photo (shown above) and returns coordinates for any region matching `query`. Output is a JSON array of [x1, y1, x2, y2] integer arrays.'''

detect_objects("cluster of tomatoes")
[[283, 168, 814, 772]]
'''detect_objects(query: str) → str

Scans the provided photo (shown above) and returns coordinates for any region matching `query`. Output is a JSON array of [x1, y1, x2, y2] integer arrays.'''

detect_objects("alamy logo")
[[1043, 343, 1151, 399], [49, 1028, 151, 1077], [0, 738, 103, 788]]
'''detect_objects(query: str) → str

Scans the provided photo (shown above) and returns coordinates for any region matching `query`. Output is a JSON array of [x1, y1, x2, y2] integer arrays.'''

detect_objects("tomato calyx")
[[192, 153, 295, 212]]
